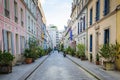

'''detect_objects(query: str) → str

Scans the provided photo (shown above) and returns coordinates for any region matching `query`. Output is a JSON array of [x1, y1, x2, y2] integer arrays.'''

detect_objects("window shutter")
[[83, 16, 85, 30], [78, 23, 79, 34], [96, 0, 100, 21], [20, 36, 22, 54], [11, 33, 14, 54], [90, 35, 92, 52], [90, 8, 92, 25], [107, 29, 109, 43], [2, 29, 8, 51], [104, 0, 109, 15]]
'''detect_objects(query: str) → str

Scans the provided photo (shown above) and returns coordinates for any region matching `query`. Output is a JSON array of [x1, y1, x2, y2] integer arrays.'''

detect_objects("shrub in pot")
[[99, 43, 120, 70], [24, 49, 33, 64], [36, 47, 43, 57], [90, 54, 93, 62], [0, 51, 15, 73], [96, 54, 99, 65], [76, 51, 81, 58], [77, 44, 85, 60], [112, 42, 120, 70], [70, 48, 75, 56]]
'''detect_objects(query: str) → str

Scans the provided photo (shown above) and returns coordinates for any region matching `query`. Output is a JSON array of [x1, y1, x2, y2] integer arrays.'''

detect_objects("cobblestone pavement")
[[27, 51, 97, 80], [67, 54, 120, 80], [0, 56, 48, 80]]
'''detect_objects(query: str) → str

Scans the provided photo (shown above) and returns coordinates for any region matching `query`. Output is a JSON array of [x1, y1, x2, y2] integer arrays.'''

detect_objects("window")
[[78, 22, 79, 34], [90, 35, 92, 52], [104, 0, 110, 16], [70, 29, 72, 41], [31, 20, 33, 33], [104, 28, 109, 44], [28, 16, 30, 30], [21, 8, 24, 26], [90, 8, 93, 25], [14, 1, 18, 23], [4, 0, 9, 18], [83, 16, 85, 31], [96, 0, 100, 21], [80, 22, 82, 32]]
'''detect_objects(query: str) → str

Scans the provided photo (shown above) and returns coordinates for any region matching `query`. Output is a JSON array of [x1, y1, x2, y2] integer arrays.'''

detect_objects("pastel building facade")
[[23, 0, 37, 43], [0, 0, 47, 64], [0, 0, 26, 63], [47, 25, 59, 49], [70, 0, 78, 49], [87, 0, 117, 64], [76, 0, 88, 56], [116, 0, 120, 70]]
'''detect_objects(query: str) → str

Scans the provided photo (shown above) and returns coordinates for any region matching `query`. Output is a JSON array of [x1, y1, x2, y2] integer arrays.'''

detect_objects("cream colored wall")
[[88, 27, 96, 62], [88, 14, 116, 63], [116, 0, 120, 70], [99, 14, 116, 45], [87, 0, 117, 63], [88, 0, 117, 27]]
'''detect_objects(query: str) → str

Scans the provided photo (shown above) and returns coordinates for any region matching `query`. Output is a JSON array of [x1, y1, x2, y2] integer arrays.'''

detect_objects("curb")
[[67, 56, 102, 80], [18, 55, 49, 80]]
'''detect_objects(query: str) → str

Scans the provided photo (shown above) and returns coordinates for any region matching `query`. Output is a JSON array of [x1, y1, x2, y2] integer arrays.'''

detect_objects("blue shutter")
[[83, 16, 85, 30], [90, 8, 92, 25], [104, 30, 106, 44], [11, 33, 14, 54], [104, 0, 109, 15], [90, 35, 92, 52], [104, 29, 109, 44], [78, 23, 79, 34], [2, 29, 8, 51], [80, 22, 82, 32], [96, 0, 100, 21], [106, 29, 109, 44], [70, 29, 72, 41]]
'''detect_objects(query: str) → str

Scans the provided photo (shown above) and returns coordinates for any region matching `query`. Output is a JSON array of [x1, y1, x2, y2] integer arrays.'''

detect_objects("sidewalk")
[[0, 55, 48, 80], [67, 55, 120, 80]]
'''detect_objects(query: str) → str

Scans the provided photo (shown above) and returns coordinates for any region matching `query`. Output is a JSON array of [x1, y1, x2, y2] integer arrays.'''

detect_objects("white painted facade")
[[47, 26, 59, 49]]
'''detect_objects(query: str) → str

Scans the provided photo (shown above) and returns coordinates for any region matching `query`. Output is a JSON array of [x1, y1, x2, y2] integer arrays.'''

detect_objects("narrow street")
[[26, 51, 96, 80]]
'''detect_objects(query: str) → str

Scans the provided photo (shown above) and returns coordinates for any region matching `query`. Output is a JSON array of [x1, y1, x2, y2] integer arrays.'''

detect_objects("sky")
[[39, 0, 72, 31]]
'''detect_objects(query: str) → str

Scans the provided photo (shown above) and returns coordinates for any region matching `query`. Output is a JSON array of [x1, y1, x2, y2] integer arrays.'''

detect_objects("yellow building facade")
[[116, 0, 120, 70], [87, 0, 117, 64]]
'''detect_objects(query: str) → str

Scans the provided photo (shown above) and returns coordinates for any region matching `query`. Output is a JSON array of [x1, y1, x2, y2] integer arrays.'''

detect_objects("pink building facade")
[[0, 0, 26, 63], [0, 0, 47, 64]]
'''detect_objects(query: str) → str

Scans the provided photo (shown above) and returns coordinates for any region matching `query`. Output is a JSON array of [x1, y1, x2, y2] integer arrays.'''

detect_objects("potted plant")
[[77, 44, 85, 60], [99, 44, 115, 70], [111, 42, 120, 70], [24, 49, 33, 64], [90, 54, 92, 62], [0, 50, 15, 73], [71, 48, 75, 56], [96, 54, 99, 65]]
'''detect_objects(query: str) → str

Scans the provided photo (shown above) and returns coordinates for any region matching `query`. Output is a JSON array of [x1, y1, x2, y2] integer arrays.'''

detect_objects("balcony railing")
[[4, 9, 10, 18]]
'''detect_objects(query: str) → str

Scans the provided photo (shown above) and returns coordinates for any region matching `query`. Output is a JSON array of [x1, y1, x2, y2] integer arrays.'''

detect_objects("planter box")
[[96, 61, 99, 65], [81, 56, 86, 60], [25, 58, 32, 64], [103, 61, 115, 70], [0, 65, 12, 74]]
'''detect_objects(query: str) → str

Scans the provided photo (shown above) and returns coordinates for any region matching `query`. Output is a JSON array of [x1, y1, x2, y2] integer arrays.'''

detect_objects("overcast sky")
[[39, 0, 72, 31]]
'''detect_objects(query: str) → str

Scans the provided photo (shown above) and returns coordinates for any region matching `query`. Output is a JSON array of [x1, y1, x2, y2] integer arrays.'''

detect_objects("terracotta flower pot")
[[96, 61, 99, 65], [25, 58, 32, 64]]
